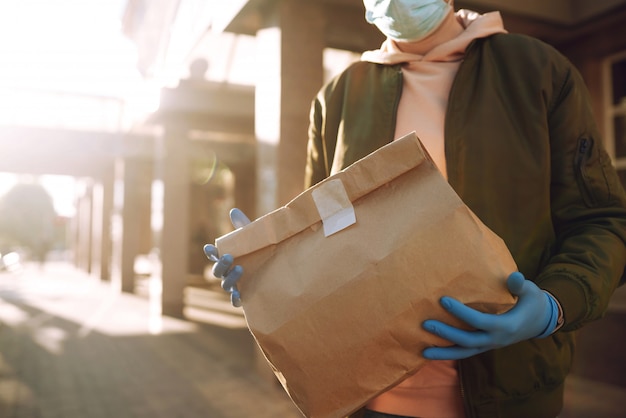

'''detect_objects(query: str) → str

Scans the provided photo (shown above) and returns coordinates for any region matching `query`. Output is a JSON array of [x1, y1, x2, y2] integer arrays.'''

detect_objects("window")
[[604, 51, 626, 189]]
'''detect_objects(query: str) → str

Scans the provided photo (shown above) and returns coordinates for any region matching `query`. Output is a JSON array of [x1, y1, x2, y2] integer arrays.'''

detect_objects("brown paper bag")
[[215, 132, 517, 418]]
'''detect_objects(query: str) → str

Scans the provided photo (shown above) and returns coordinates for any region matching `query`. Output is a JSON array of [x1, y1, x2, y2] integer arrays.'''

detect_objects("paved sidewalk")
[[1, 262, 625, 418], [0, 263, 301, 418]]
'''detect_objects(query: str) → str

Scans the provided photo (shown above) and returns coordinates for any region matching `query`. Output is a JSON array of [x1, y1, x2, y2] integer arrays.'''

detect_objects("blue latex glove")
[[203, 208, 251, 307], [422, 272, 560, 360]]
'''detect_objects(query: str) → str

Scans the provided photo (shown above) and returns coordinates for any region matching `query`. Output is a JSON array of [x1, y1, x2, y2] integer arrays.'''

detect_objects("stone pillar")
[[108, 160, 126, 291], [255, 0, 325, 214], [99, 166, 115, 281], [159, 127, 190, 318], [120, 157, 154, 293], [232, 161, 257, 220], [90, 181, 104, 280], [75, 181, 93, 274]]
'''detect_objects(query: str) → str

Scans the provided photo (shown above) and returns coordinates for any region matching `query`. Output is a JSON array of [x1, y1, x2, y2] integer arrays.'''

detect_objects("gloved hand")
[[422, 271, 560, 360], [203, 208, 251, 307]]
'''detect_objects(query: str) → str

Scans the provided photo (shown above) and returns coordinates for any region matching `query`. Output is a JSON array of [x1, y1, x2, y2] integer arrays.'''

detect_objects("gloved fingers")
[[202, 212, 248, 308], [230, 208, 251, 229], [422, 319, 492, 348], [438, 296, 495, 330], [231, 288, 242, 307], [506, 273, 547, 313], [221, 265, 244, 291], [212, 254, 234, 278], [203, 244, 219, 263], [506, 271, 528, 295], [423, 345, 487, 361], [219, 265, 244, 308]]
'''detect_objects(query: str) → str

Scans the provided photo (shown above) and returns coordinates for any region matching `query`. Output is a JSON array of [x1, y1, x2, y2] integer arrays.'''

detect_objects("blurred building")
[[1, 0, 625, 319]]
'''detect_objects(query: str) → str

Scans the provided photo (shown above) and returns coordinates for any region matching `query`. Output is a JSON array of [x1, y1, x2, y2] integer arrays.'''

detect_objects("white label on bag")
[[311, 179, 356, 237]]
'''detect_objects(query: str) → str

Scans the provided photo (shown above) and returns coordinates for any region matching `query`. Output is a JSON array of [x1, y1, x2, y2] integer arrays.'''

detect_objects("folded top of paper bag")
[[216, 131, 431, 257]]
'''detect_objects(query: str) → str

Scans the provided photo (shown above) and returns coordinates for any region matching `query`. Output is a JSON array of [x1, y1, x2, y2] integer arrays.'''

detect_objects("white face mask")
[[364, 0, 453, 42]]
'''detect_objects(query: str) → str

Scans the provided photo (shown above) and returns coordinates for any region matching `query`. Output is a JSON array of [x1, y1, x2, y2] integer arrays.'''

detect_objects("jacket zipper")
[[576, 137, 590, 165], [574, 136, 596, 206], [458, 361, 472, 418], [389, 64, 404, 143]]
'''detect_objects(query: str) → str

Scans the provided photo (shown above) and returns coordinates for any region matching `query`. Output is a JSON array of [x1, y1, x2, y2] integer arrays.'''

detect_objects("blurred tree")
[[0, 181, 57, 264]]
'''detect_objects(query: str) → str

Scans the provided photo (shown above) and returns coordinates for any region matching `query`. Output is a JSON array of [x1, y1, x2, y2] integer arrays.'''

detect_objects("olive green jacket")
[[305, 33, 626, 418]]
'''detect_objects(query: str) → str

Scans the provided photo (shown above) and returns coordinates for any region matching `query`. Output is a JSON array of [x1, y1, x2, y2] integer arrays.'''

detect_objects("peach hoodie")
[[361, 9, 506, 418]]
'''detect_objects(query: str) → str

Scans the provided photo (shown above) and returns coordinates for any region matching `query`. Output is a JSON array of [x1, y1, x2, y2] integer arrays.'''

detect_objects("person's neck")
[[393, 10, 464, 55]]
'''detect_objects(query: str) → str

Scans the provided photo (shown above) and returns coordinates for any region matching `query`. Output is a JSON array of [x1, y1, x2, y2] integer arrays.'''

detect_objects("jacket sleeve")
[[536, 53, 626, 331], [305, 92, 330, 189], [304, 61, 400, 189]]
